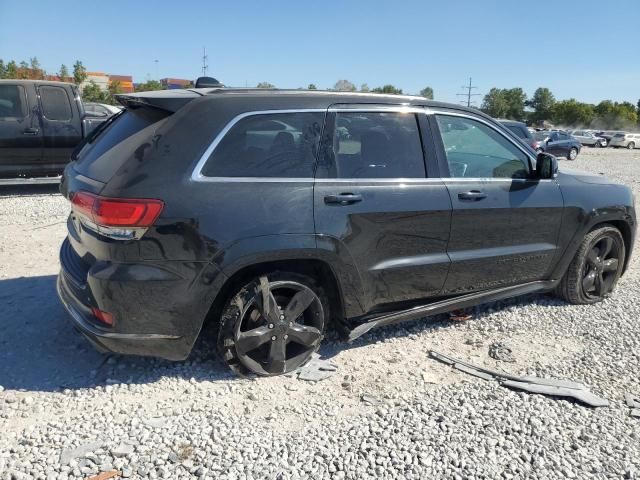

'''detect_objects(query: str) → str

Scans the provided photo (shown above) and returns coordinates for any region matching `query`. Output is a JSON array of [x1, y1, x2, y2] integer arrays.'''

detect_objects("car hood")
[[558, 166, 616, 185]]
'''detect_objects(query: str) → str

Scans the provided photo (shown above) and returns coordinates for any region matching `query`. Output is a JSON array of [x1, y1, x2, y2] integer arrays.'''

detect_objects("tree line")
[[258, 80, 434, 99], [481, 87, 640, 130]]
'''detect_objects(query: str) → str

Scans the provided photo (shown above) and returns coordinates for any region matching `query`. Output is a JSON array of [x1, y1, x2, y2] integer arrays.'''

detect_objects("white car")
[[609, 132, 640, 149]]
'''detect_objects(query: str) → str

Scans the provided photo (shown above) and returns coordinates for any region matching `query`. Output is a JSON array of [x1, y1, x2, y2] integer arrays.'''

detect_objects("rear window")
[[74, 107, 170, 182], [505, 124, 531, 140], [0, 84, 27, 118], [201, 112, 324, 178]]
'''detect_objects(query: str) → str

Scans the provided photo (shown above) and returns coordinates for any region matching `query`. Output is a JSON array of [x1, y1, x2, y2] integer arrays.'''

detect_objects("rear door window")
[[39, 85, 72, 121], [0, 84, 27, 118], [323, 111, 425, 179], [201, 112, 324, 178]]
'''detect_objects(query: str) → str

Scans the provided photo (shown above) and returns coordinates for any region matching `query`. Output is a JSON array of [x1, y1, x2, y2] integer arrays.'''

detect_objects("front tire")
[[594, 141, 601, 148], [218, 272, 328, 377], [555, 225, 625, 304], [567, 147, 578, 160], [628, 142, 635, 150]]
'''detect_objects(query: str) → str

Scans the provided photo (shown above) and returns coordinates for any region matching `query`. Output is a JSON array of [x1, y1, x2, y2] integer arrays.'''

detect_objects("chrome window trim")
[[191, 108, 326, 182], [190, 106, 543, 183]]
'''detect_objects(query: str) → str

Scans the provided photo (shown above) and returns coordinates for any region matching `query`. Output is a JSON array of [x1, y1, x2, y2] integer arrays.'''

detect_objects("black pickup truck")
[[0, 80, 109, 178]]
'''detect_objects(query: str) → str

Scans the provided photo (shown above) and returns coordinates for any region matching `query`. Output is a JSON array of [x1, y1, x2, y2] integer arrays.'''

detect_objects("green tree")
[[29, 57, 43, 79], [372, 84, 403, 95], [134, 80, 163, 92], [73, 60, 87, 86], [6, 60, 18, 79], [360, 83, 370, 92], [528, 87, 555, 123], [81, 80, 107, 103], [481, 88, 509, 118], [18, 61, 30, 79], [256, 82, 275, 88], [0, 60, 6, 79], [58, 64, 69, 80], [481, 87, 526, 120], [420, 86, 434, 100], [333, 79, 356, 92], [307, 83, 317, 90], [551, 99, 595, 127], [592, 100, 637, 129]]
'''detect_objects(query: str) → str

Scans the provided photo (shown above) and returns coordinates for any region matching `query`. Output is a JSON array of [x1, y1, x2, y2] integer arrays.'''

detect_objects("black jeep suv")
[[58, 87, 636, 376]]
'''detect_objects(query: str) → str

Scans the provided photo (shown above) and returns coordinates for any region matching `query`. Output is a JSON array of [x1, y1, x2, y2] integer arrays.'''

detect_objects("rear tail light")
[[71, 191, 164, 240], [91, 307, 114, 326]]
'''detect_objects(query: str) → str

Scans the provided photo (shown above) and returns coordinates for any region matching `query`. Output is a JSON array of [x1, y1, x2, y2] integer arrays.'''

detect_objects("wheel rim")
[[629, 143, 635, 150], [233, 277, 324, 375], [569, 149, 577, 160], [582, 235, 621, 299]]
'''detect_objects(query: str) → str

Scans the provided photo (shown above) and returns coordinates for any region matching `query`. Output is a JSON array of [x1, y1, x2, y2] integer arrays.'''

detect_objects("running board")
[[347, 280, 557, 342]]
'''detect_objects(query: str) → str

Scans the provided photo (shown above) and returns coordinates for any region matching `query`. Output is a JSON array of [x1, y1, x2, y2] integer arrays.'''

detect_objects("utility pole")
[[456, 77, 481, 107], [201, 47, 208, 76]]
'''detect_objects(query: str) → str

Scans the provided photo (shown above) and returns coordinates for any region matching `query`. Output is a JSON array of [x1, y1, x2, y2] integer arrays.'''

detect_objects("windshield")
[[534, 132, 549, 141]]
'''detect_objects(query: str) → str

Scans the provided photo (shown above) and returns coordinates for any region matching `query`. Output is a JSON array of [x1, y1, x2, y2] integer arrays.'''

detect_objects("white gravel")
[[1, 148, 639, 479]]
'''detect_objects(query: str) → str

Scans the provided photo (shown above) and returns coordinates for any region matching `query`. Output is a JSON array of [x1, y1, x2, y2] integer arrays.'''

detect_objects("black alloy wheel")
[[219, 274, 326, 376], [581, 235, 622, 299], [556, 225, 625, 304]]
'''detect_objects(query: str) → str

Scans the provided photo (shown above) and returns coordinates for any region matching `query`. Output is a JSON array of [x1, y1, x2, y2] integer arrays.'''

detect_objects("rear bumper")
[[56, 238, 217, 361], [57, 273, 189, 360]]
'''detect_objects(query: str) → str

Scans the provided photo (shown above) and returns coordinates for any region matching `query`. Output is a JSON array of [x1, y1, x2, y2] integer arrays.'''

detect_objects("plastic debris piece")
[[625, 393, 640, 409], [88, 471, 121, 480], [287, 353, 338, 382], [428, 349, 609, 408], [630, 409, 640, 418], [502, 380, 609, 407], [360, 393, 380, 405]]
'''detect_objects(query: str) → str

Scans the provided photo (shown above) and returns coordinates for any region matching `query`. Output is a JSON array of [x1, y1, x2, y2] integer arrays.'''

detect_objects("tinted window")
[[74, 107, 170, 182], [506, 124, 530, 140], [202, 112, 324, 178], [326, 111, 425, 179], [573, 130, 584, 136], [557, 132, 570, 140], [40, 86, 72, 120], [0, 85, 27, 118], [436, 115, 530, 179]]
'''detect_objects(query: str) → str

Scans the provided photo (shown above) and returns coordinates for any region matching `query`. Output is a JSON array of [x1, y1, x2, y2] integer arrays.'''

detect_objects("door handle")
[[324, 193, 363, 205], [458, 190, 487, 201], [23, 128, 39, 135]]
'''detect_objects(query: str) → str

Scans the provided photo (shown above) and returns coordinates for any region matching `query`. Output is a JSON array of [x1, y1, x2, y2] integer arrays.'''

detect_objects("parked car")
[[0, 80, 109, 178], [498, 120, 539, 151], [571, 130, 607, 148], [57, 87, 635, 377], [533, 130, 582, 160], [594, 130, 621, 146], [83, 102, 122, 117], [608, 132, 640, 149]]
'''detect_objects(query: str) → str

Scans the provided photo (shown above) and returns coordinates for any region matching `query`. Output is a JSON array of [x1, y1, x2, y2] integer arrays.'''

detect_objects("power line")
[[456, 77, 481, 107]]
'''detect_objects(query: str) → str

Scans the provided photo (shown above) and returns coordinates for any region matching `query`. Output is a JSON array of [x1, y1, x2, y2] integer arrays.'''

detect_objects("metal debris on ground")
[[285, 353, 338, 382], [428, 350, 609, 408], [488, 341, 516, 363], [449, 309, 472, 322]]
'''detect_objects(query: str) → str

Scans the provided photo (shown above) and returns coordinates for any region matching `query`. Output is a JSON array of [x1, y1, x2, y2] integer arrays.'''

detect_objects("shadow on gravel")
[[0, 275, 234, 393], [0, 184, 61, 197], [0, 274, 564, 392]]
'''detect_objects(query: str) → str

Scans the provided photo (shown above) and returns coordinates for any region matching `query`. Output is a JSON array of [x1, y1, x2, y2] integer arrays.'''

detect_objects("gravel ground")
[[1, 148, 639, 479]]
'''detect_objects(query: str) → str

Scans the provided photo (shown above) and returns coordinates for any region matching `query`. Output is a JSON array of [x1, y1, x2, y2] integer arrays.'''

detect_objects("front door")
[[0, 83, 43, 176], [314, 107, 452, 312], [431, 112, 563, 294]]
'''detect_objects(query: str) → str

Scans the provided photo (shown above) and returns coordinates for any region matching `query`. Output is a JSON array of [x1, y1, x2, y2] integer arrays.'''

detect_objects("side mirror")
[[536, 152, 558, 179]]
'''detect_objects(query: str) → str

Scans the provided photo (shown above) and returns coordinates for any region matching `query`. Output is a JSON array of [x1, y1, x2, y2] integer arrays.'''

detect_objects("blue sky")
[[1, 0, 638, 105]]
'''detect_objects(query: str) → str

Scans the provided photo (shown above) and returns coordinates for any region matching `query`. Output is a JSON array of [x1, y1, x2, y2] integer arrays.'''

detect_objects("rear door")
[[37, 84, 82, 171], [0, 83, 43, 176], [314, 106, 451, 312], [431, 111, 563, 294]]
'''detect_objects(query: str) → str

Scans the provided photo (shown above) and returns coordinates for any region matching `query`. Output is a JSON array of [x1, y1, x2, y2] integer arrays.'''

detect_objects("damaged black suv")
[[58, 87, 636, 376]]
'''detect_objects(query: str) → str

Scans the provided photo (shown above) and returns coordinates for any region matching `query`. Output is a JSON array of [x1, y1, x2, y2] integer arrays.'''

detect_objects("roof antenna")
[[202, 47, 208, 76]]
